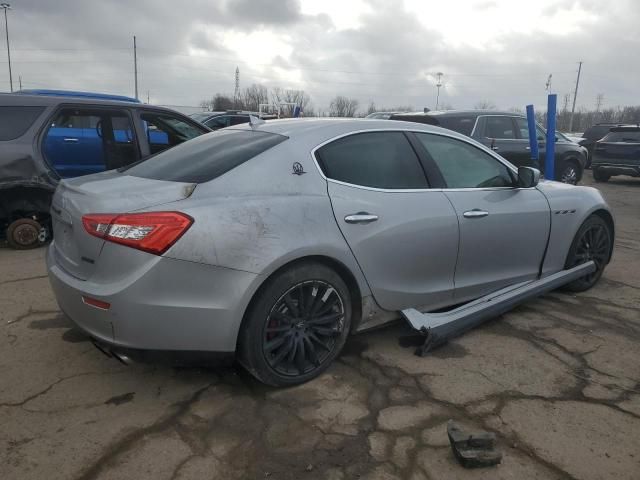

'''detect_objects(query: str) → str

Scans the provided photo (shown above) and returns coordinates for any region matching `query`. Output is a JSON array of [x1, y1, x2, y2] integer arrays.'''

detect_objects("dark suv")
[[0, 91, 210, 249], [580, 123, 626, 166], [190, 110, 271, 130], [390, 110, 588, 184]]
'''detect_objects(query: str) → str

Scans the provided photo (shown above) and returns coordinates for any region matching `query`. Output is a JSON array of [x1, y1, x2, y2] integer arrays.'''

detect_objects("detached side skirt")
[[401, 262, 596, 356]]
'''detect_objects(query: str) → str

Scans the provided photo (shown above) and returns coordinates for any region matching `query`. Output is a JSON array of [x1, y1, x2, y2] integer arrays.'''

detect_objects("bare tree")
[[474, 100, 497, 110], [240, 84, 270, 112], [271, 87, 312, 116], [366, 101, 377, 115], [329, 96, 359, 117]]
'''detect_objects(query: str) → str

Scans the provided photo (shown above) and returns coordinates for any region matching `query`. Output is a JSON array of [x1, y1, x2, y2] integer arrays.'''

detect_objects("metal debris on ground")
[[447, 420, 502, 468]]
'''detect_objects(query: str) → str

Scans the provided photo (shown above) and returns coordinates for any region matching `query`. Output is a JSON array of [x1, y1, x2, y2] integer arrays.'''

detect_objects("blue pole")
[[545, 94, 557, 180], [526, 105, 539, 169]]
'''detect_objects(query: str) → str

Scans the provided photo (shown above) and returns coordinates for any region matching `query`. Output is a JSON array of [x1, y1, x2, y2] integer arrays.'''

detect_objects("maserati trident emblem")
[[292, 162, 305, 175]]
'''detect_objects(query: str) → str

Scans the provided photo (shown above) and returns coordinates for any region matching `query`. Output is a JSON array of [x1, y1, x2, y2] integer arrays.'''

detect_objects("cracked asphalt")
[[2, 176, 639, 480]]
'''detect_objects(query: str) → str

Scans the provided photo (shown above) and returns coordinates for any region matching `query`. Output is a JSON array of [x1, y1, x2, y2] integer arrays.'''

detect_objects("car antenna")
[[249, 115, 265, 128]]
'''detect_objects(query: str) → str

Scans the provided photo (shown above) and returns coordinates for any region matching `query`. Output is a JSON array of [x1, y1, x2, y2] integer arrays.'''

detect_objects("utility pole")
[[18, 73, 21, 89], [1, 3, 12, 92], [435, 72, 443, 110], [595, 93, 603, 112], [545, 74, 552, 93], [234, 66, 240, 108], [133, 35, 138, 100], [568, 61, 582, 132]]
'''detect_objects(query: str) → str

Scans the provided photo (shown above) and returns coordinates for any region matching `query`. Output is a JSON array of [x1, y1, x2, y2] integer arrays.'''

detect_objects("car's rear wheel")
[[593, 168, 610, 183], [238, 262, 352, 386], [564, 215, 612, 292], [6, 218, 43, 250], [558, 160, 580, 185]]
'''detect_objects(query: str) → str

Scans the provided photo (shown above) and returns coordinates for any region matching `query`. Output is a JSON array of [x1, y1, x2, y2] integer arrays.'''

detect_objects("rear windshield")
[[435, 116, 477, 136], [0, 106, 46, 141], [124, 129, 287, 183], [601, 130, 640, 142]]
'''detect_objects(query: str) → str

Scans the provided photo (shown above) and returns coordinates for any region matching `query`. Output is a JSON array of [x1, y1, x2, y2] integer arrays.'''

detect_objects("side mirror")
[[517, 167, 540, 188]]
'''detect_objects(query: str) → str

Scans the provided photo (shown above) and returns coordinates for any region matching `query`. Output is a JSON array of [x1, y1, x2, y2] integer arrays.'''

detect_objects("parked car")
[[580, 123, 626, 167], [47, 118, 614, 386], [190, 110, 263, 130], [591, 126, 640, 182], [365, 111, 403, 119], [389, 111, 588, 184], [0, 90, 210, 249]]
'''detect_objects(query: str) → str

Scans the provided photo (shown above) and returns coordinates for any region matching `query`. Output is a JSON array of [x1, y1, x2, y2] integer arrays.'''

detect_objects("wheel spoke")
[[297, 286, 306, 314], [295, 338, 306, 374], [271, 338, 294, 367], [307, 311, 343, 326], [308, 332, 332, 352], [264, 334, 288, 352], [271, 311, 293, 324], [303, 336, 320, 366], [316, 291, 339, 316], [266, 325, 293, 334], [311, 326, 340, 337], [283, 294, 299, 317], [308, 284, 327, 316], [286, 336, 298, 364]]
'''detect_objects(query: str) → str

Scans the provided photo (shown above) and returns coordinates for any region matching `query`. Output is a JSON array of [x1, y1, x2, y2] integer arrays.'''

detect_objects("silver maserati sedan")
[[47, 118, 614, 386]]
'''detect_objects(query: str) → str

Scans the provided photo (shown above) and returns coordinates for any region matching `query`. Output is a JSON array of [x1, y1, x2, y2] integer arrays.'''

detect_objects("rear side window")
[[584, 126, 612, 140], [316, 132, 428, 189], [125, 129, 287, 183], [601, 130, 640, 142], [0, 106, 45, 140], [436, 116, 476, 136]]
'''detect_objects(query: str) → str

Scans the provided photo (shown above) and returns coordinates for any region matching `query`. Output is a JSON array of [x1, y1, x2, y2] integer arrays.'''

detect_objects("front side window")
[[316, 132, 428, 189], [416, 133, 514, 189], [141, 113, 204, 154], [436, 115, 476, 136], [601, 130, 640, 142], [484, 116, 516, 139], [205, 115, 231, 130]]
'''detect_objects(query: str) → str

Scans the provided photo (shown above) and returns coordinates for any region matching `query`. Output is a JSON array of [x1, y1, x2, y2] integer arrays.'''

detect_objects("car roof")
[[229, 117, 470, 145], [0, 92, 183, 113], [610, 125, 640, 132], [17, 89, 140, 103]]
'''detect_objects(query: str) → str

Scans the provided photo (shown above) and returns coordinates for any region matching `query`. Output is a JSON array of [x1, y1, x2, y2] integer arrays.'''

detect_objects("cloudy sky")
[[1, 0, 637, 113]]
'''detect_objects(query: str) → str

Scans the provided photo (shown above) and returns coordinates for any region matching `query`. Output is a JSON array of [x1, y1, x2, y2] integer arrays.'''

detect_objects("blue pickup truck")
[[0, 90, 210, 248]]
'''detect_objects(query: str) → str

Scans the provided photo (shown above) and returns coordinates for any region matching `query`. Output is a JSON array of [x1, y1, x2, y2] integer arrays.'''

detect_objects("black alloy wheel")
[[263, 280, 345, 377], [564, 215, 612, 292]]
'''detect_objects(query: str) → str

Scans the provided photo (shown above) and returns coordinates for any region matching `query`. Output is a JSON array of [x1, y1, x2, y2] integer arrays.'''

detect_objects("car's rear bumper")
[[47, 242, 259, 352], [593, 163, 640, 177]]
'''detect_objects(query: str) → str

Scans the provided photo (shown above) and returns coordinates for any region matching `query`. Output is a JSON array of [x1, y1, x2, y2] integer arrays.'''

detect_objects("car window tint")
[[602, 130, 640, 142], [436, 116, 476, 136], [205, 116, 230, 129], [0, 106, 45, 141], [229, 115, 250, 126], [124, 130, 287, 183], [416, 133, 514, 189], [141, 113, 203, 154], [316, 132, 428, 189], [484, 116, 516, 139]]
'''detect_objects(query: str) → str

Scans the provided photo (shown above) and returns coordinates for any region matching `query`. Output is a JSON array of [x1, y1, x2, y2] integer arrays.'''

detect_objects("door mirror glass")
[[518, 167, 540, 188]]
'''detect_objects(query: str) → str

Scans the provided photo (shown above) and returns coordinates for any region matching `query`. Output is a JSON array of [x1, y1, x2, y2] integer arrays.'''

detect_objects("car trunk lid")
[[50, 171, 196, 280]]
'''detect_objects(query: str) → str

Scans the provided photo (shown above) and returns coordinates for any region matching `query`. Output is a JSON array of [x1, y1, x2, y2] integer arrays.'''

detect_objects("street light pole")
[[435, 72, 443, 110], [1, 3, 13, 92]]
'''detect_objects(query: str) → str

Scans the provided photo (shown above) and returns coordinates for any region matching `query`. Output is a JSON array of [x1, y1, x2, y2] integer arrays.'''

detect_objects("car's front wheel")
[[558, 160, 581, 185], [564, 215, 612, 292], [238, 261, 352, 386]]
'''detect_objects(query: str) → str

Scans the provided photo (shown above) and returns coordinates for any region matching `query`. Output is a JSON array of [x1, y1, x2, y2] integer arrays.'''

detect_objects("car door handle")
[[344, 213, 379, 224], [463, 209, 489, 219], [525, 146, 531, 150], [63, 137, 79, 143], [491, 145, 499, 151]]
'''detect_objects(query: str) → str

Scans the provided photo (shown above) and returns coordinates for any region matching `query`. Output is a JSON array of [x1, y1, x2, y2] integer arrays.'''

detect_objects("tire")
[[238, 262, 353, 387], [563, 215, 612, 292], [6, 218, 43, 250], [592, 169, 610, 183], [558, 160, 581, 185]]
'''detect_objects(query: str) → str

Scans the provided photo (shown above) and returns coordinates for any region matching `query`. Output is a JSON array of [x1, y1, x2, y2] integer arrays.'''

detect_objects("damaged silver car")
[[47, 118, 614, 386]]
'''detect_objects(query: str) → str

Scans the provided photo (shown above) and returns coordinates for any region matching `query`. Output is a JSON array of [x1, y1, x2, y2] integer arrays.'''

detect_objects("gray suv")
[[390, 111, 588, 184]]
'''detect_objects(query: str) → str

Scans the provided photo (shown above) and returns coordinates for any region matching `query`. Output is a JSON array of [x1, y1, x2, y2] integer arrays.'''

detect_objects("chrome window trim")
[[310, 127, 520, 193]]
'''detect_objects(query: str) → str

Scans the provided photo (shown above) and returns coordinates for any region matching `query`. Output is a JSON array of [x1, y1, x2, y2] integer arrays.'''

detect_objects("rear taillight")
[[82, 211, 193, 255]]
